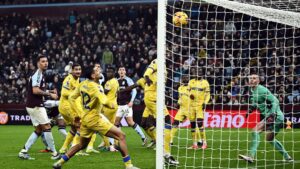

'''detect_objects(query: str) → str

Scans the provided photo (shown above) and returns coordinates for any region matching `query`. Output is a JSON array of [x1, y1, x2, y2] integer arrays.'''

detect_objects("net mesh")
[[164, 0, 300, 168]]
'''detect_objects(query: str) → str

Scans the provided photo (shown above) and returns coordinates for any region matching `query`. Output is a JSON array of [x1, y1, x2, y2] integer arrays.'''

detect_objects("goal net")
[[157, 0, 300, 168]]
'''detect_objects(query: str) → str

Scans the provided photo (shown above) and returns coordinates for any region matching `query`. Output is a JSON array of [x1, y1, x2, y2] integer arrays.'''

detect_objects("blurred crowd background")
[[0, 1, 299, 108]]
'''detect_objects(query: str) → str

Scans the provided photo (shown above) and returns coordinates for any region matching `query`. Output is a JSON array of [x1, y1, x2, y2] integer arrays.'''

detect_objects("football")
[[172, 11, 188, 26]]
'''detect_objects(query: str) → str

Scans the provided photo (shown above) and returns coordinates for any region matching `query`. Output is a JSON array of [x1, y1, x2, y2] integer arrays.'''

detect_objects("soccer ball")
[[172, 11, 188, 26]]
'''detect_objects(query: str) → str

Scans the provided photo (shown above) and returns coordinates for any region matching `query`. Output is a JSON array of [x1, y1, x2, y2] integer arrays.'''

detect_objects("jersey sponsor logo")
[[0, 112, 9, 124], [169, 109, 260, 128], [190, 87, 204, 91]]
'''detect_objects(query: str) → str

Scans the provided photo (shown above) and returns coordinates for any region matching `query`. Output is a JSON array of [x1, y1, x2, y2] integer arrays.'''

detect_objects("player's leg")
[[146, 115, 156, 148], [266, 118, 293, 162], [102, 107, 118, 151], [40, 122, 60, 159], [53, 136, 91, 169], [197, 105, 207, 149], [125, 105, 147, 145], [171, 108, 187, 144], [239, 120, 264, 163], [188, 107, 199, 149], [59, 105, 76, 153], [164, 114, 179, 165], [86, 133, 99, 153], [19, 124, 42, 160], [196, 118, 206, 149], [57, 117, 67, 138], [105, 126, 139, 169]]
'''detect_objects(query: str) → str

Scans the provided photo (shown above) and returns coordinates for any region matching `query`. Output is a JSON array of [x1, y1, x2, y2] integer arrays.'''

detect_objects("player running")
[[53, 66, 139, 169], [239, 73, 293, 163]]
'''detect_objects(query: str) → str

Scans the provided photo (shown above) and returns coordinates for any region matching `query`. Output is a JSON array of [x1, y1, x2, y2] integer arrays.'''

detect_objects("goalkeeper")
[[239, 73, 293, 163]]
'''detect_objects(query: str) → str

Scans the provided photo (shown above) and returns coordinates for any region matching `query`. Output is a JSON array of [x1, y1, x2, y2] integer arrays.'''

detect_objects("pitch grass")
[[0, 126, 299, 169]]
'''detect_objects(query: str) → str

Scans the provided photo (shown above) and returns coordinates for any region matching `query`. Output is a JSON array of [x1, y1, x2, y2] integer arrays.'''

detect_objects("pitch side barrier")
[[0, 104, 299, 127]]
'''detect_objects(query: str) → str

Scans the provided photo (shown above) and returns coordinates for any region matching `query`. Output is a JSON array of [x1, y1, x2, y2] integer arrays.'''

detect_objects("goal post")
[[157, 0, 300, 168]]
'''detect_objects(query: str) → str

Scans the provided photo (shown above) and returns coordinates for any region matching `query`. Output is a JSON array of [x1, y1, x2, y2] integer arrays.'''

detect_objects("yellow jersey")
[[188, 79, 210, 106], [143, 59, 157, 93], [178, 85, 190, 109], [69, 80, 108, 120], [104, 78, 119, 105], [136, 78, 146, 89], [60, 74, 80, 103]]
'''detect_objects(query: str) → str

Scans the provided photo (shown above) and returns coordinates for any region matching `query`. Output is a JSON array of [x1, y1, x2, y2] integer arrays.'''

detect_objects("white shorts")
[[116, 105, 133, 118], [26, 107, 51, 126]]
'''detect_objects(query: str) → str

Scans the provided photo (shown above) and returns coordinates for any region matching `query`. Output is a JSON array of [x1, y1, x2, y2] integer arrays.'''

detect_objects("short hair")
[[36, 55, 47, 63], [72, 63, 81, 69], [106, 66, 115, 72], [118, 65, 126, 70], [83, 66, 95, 80]]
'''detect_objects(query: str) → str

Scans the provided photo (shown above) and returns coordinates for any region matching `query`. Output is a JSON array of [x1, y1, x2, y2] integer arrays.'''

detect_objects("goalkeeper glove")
[[266, 113, 277, 125]]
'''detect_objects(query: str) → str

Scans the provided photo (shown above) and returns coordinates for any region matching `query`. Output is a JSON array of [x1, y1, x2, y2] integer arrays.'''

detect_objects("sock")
[[57, 154, 69, 166], [61, 131, 75, 150], [132, 123, 146, 139], [87, 133, 97, 149], [41, 133, 49, 149], [164, 124, 171, 154], [43, 129, 57, 153], [24, 131, 40, 151], [171, 127, 178, 143], [58, 126, 67, 138], [199, 127, 206, 144], [249, 132, 260, 158], [196, 127, 201, 143], [123, 155, 133, 168], [191, 129, 197, 146], [109, 137, 115, 145], [72, 132, 80, 147], [270, 139, 290, 159]]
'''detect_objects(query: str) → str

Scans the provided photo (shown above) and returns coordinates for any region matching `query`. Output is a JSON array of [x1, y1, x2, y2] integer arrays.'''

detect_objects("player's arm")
[[68, 85, 82, 123], [143, 64, 156, 85], [127, 77, 137, 106], [104, 81, 111, 95], [31, 74, 57, 99], [61, 78, 73, 98], [204, 81, 211, 105], [246, 95, 256, 118], [188, 81, 195, 100], [119, 78, 144, 93], [265, 90, 280, 122], [91, 86, 113, 108]]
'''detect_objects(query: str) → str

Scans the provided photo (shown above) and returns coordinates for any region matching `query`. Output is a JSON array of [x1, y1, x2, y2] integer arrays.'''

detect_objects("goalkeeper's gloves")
[[266, 113, 277, 125]]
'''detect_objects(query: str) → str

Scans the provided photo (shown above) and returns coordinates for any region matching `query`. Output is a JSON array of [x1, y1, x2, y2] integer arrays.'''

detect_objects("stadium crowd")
[[0, 4, 300, 107]]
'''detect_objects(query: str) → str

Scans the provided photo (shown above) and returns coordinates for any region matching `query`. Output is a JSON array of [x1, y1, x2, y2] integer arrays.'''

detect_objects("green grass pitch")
[[0, 126, 299, 169]]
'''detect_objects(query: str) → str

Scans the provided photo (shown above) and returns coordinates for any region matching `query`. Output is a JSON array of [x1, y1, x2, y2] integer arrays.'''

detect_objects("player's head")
[[36, 55, 48, 71], [84, 66, 100, 81], [118, 66, 126, 78], [181, 74, 189, 84], [94, 63, 103, 74], [71, 63, 82, 78], [249, 72, 260, 88], [106, 66, 115, 79], [191, 67, 204, 79]]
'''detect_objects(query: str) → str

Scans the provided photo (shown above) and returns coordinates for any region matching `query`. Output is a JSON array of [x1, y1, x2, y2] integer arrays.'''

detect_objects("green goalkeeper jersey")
[[250, 85, 284, 120]]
